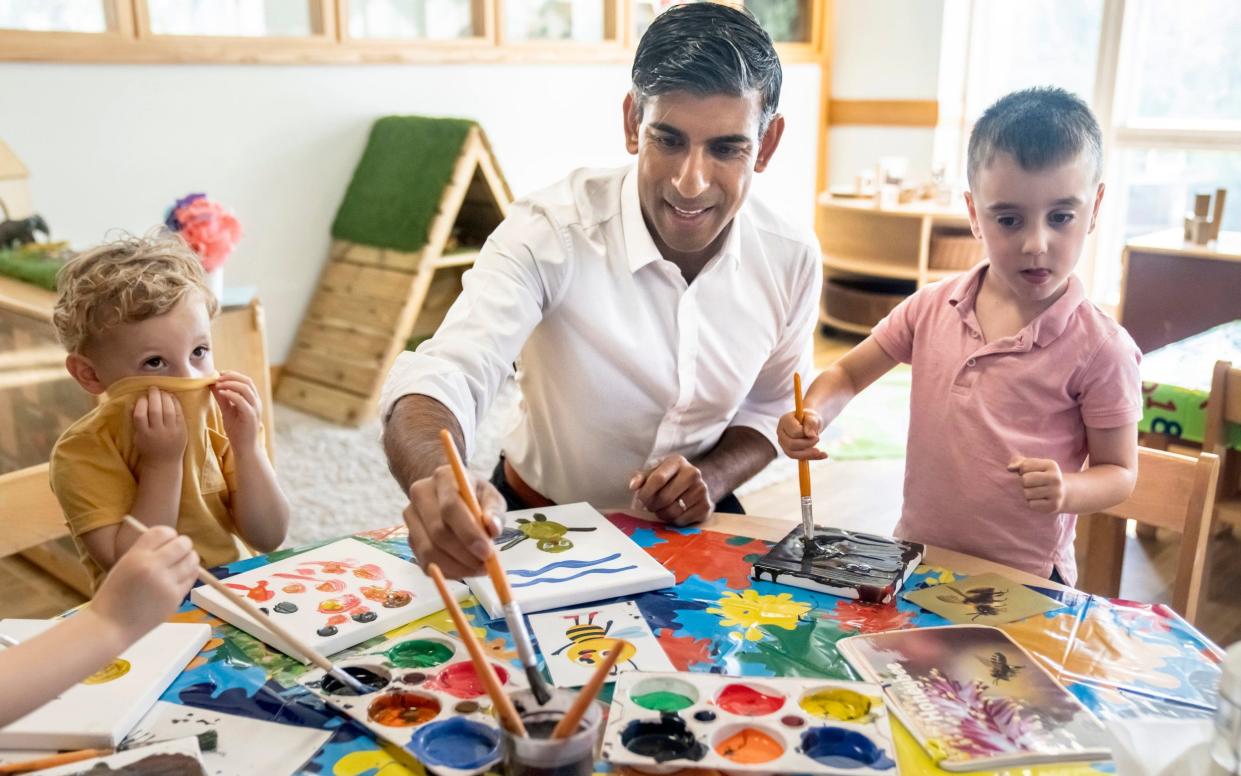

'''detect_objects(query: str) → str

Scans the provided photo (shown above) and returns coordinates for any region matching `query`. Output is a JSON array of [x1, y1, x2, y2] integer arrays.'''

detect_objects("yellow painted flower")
[[332, 748, 424, 776], [708, 589, 810, 641]]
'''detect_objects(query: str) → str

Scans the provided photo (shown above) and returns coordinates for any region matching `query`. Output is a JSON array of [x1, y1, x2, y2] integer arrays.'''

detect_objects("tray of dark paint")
[[298, 626, 528, 776], [751, 526, 924, 604], [601, 672, 896, 774]]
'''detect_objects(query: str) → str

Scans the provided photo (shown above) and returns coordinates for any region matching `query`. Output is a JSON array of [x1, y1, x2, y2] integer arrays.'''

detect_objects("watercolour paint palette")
[[601, 672, 896, 774], [751, 526, 924, 604], [838, 625, 1112, 771], [298, 626, 528, 776], [0, 620, 210, 750], [191, 538, 467, 663], [467, 503, 674, 620]]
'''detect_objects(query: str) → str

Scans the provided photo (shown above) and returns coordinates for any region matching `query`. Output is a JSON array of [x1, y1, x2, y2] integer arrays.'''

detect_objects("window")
[[504, 0, 615, 43], [346, 0, 479, 40], [144, 0, 314, 37], [0, 0, 107, 32], [633, 0, 816, 49]]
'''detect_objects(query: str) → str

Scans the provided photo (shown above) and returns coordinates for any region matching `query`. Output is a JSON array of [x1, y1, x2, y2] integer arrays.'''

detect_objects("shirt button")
[[970, 330, 980, 339], [967, 358, 977, 367]]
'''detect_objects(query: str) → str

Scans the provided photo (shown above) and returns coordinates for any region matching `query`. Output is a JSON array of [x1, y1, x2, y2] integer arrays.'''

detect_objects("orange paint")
[[367, 691, 441, 727], [715, 728, 783, 764]]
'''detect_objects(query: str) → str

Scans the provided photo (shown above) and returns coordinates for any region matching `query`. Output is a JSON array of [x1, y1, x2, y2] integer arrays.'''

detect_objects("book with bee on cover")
[[838, 625, 1112, 771], [902, 573, 1061, 626]]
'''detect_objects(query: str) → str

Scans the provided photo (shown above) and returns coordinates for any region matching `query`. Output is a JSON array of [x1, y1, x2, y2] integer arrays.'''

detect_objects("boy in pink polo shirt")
[[780, 87, 1141, 584]]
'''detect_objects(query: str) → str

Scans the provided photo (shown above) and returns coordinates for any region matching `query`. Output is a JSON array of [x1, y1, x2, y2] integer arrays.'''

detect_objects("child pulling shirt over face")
[[49, 232, 289, 589]]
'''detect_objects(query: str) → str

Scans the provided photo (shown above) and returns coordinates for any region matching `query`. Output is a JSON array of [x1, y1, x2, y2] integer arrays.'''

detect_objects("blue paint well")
[[406, 718, 500, 770], [800, 726, 894, 770]]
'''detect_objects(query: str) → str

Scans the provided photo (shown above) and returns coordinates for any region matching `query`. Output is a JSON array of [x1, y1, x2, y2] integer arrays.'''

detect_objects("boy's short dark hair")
[[967, 86, 1103, 188], [631, 2, 782, 134]]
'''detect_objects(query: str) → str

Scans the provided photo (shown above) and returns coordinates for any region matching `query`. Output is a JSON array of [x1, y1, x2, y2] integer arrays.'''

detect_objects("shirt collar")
[[620, 166, 741, 275], [948, 261, 1086, 347], [104, 373, 219, 400]]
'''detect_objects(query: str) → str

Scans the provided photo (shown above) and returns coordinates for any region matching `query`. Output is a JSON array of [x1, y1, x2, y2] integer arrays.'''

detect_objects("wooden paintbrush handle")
[[427, 563, 527, 737], [793, 373, 812, 497], [0, 747, 110, 774], [437, 430, 517, 605], [551, 640, 626, 739]]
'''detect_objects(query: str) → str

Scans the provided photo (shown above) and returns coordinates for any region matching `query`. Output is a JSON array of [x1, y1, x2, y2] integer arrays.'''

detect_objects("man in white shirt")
[[381, 3, 822, 579]]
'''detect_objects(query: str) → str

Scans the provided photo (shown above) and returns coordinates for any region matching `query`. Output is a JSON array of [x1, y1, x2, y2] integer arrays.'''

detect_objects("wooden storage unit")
[[815, 195, 981, 334]]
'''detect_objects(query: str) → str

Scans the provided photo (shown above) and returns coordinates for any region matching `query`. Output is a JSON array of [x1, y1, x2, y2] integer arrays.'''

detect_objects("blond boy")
[[780, 88, 1141, 584], [50, 233, 289, 586]]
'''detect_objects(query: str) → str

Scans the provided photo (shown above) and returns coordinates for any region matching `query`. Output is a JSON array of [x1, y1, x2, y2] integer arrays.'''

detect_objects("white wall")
[[828, 0, 944, 187], [0, 61, 819, 361]]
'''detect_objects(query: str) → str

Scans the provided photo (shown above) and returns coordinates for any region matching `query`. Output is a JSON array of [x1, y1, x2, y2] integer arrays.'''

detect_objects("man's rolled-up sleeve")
[[378, 204, 568, 460]]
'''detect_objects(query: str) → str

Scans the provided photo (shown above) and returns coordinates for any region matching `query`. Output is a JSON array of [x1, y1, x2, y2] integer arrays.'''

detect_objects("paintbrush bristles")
[[426, 562, 527, 737], [551, 639, 627, 739]]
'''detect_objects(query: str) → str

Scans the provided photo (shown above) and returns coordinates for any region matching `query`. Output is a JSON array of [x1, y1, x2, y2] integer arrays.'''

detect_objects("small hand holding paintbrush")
[[438, 429, 553, 706], [121, 516, 371, 696], [793, 372, 820, 554]]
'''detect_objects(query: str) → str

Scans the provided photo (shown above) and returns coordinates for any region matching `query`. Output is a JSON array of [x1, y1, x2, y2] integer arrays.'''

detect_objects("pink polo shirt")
[[871, 262, 1142, 584]]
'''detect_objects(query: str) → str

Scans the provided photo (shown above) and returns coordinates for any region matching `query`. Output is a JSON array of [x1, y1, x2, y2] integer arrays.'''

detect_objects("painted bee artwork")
[[936, 585, 1009, 621], [496, 512, 598, 553], [979, 650, 1025, 685], [529, 601, 676, 687]]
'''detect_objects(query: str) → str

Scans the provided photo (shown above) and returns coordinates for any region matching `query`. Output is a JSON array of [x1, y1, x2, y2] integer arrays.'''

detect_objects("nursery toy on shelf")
[[164, 192, 242, 299]]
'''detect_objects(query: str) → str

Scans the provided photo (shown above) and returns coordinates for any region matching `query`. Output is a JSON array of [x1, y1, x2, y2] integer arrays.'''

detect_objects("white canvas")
[[529, 601, 675, 688], [466, 503, 674, 619], [32, 736, 203, 775], [0, 620, 210, 750], [125, 701, 331, 776], [190, 538, 467, 663]]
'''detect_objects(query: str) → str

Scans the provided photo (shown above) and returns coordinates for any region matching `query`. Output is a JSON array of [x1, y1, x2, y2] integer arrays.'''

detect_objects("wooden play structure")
[[276, 116, 512, 425]]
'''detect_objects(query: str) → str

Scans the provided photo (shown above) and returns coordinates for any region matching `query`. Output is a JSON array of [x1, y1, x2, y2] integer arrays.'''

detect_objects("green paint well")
[[386, 639, 454, 669], [632, 690, 696, 712]]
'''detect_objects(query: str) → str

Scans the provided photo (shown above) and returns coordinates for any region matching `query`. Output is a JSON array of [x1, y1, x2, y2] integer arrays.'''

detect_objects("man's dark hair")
[[967, 86, 1103, 187], [631, 2, 782, 135]]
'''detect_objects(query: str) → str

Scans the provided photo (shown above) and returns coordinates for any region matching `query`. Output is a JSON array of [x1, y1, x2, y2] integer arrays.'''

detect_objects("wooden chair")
[[0, 462, 90, 596], [1205, 360, 1241, 533], [1075, 447, 1220, 625]]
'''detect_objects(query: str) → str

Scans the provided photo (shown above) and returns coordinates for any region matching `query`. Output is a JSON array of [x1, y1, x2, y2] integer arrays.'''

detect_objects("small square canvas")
[[466, 503, 674, 619], [190, 538, 467, 662], [902, 573, 1061, 626], [0, 620, 210, 750], [32, 737, 204, 775], [125, 701, 332, 776], [529, 601, 675, 688]]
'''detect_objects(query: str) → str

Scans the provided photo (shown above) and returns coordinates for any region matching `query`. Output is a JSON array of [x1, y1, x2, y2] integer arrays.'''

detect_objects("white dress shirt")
[[380, 165, 821, 509]]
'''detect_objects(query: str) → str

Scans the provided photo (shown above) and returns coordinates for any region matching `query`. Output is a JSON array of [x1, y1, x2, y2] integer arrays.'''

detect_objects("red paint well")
[[432, 661, 509, 699], [716, 684, 785, 716]]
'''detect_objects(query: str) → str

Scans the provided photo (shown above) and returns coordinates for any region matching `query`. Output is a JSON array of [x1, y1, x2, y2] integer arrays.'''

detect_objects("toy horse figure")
[[0, 214, 50, 249]]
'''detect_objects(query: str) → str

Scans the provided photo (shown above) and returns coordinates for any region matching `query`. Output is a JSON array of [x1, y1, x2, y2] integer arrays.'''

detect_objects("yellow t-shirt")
[[49, 374, 243, 589]]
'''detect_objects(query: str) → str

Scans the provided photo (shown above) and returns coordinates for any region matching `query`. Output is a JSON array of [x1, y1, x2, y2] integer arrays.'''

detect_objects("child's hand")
[[777, 408, 828, 461], [133, 386, 186, 468], [212, 370, 262, 451], [91, 525, 199, 642], [1008, 457, 1067, 513]]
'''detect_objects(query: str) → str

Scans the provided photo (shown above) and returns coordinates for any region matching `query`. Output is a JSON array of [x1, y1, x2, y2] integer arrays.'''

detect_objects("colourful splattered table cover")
[[149, 514, 1223, 775], [1140, 319, 1241, 449]]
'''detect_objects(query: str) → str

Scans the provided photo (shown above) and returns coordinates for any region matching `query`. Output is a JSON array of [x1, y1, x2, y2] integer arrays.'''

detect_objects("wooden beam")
[[828, 99, 939, 128]]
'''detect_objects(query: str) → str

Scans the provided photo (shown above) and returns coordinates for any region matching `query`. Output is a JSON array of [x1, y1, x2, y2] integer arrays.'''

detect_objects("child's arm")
[[212, 371, 289, 552], [1009, 423, 1138, 514], [777, 336, 899, 460], [0, 526, 198, 726], [79, 386, 187, 569]]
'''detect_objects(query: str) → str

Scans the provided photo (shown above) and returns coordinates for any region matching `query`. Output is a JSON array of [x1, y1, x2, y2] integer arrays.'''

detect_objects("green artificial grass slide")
[[331, 116, 477, 252], [0, 245, 64, 291]]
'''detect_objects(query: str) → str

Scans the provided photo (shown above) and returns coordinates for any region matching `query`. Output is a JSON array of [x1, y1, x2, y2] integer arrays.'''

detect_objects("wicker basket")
[[823, 276, 914, 329], [929, 230, 984, 271]]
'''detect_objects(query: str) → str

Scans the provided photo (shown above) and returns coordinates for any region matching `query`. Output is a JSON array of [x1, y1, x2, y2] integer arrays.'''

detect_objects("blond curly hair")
[[53, 231, 219, 355]]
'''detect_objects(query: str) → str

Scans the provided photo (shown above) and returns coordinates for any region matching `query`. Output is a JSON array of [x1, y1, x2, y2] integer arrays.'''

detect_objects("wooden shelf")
[[822, 254, 919, 281], [819, 311, 877, 336]]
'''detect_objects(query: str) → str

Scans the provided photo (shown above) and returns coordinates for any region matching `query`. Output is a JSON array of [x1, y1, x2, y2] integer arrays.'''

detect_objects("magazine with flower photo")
[[838, 625, 1112, 771]]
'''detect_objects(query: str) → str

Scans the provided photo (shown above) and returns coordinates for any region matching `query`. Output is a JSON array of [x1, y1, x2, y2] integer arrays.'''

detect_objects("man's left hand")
[[629, 455, 712, 526], [212, 370, 263, 452], [1008, 457, 1067, 513]]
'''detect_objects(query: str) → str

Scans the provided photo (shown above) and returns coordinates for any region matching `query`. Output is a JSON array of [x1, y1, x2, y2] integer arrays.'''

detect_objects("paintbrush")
[[793, 372, 818, 551], [437, 429, 552, 706], [426, 562, 527, 737], [551, 639, 627, 739], [120, 516, 371, 696], [0, 731, 219, 775], [0, 634, 17, 648]]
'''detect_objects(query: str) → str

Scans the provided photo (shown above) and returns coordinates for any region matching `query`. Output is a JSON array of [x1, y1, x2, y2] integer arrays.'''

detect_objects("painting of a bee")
[[936, 585, 1008, 621], [550, 610, 642, 673], [496, 513, 598, 553], [978, 650, 1024, 685]]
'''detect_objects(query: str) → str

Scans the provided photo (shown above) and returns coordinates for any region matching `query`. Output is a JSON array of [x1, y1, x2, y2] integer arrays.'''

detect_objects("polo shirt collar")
[[948, 261, 1087, 347], [620, 167, 741, 275]]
